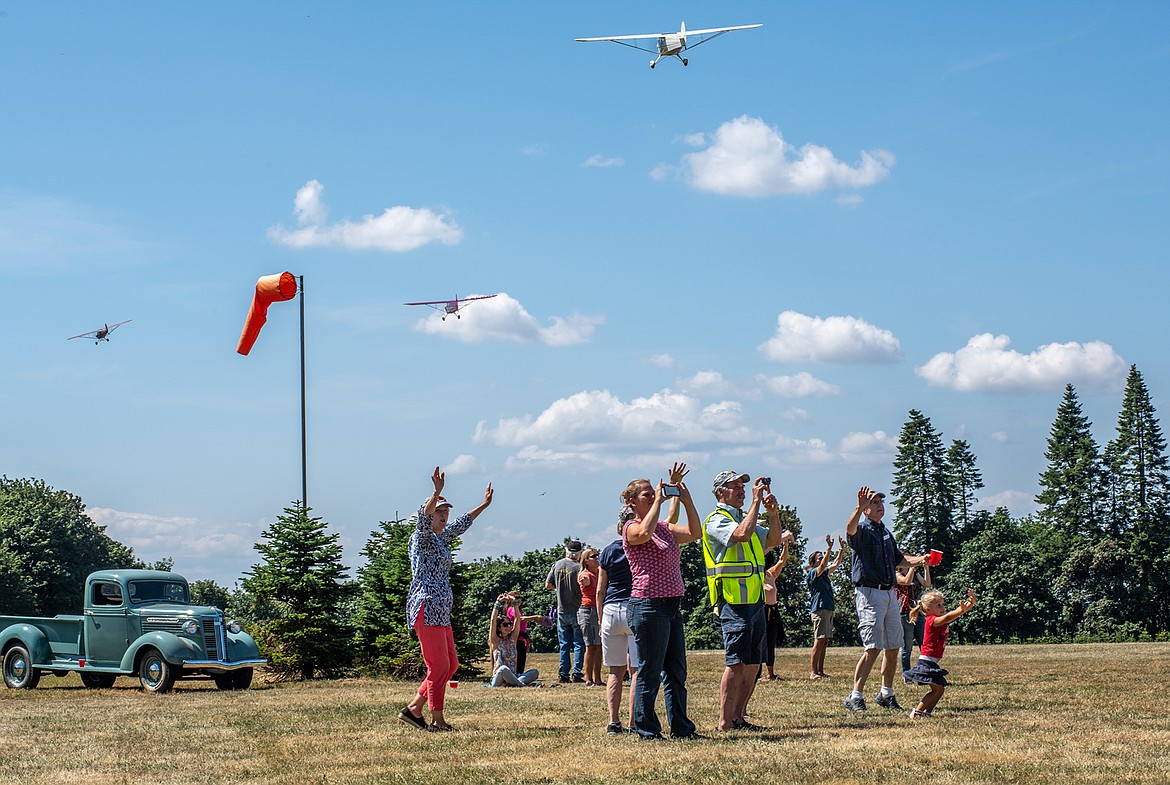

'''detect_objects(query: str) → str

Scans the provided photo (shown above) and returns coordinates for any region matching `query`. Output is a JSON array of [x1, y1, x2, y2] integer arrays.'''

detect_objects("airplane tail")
[[680, 20, 686, 41]]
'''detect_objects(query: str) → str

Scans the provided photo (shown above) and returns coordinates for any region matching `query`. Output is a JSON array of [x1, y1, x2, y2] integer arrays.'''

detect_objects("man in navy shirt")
[[843, 486, 927, 713]]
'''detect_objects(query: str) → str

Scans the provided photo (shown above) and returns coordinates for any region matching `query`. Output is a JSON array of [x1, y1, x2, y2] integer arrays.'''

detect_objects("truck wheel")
[[3, 644, 40, 690], [212, 668, 253, 691], [138, 649, 176, 693], [80, 672, 117, 689]]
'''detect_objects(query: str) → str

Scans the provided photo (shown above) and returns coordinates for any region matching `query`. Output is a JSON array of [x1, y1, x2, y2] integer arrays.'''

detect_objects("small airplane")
[[404, 294, 497, 321], [575, 21, 762, 69], [68, 319, 132, 344]]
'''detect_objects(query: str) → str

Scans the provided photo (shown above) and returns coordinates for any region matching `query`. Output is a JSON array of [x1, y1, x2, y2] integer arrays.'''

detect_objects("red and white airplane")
[[575, 21, 762, 69], [404, 294, 497, 321], [68, 319, 132, 344]]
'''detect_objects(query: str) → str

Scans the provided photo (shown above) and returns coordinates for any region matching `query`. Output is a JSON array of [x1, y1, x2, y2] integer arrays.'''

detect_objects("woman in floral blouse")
[[400, 467, 493, 732]]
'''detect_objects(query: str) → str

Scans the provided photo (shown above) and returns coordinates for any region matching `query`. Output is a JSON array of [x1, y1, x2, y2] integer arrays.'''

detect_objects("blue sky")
[[2, 3, 1167, 586]]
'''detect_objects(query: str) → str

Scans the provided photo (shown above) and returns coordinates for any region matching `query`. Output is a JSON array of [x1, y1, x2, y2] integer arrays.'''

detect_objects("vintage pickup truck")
[[0, 569, 264, 692]]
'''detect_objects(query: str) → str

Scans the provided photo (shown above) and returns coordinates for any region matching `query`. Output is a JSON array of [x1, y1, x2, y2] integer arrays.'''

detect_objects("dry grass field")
[[1, 642, 1168, 785]]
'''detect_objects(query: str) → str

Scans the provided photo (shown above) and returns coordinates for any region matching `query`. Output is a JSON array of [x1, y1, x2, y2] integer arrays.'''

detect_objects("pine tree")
[[891, 409, 955, 558], [1105, 366, 1170, 633], [945, 439, 984, 541], [1035, 384, 1107, 546], [241, 502, 353, 679]]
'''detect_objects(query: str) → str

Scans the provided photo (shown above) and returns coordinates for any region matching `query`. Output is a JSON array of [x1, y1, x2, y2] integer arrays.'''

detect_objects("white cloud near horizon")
[[673, 116, 894, 198], [916, 333, 1126, 392], [582, 154, 624, 168], [444, 454, 481, 475], [646, 353, 677, 369], [758, 372, 841, 398], [759, 311, 903, 364], [268, 179, 463, 252], [87, 507, 258, 578], [412, 292, 602, 346]]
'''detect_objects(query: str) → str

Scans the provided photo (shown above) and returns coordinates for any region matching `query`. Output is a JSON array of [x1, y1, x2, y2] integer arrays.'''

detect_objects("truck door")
[[85, 580, 129, 666]]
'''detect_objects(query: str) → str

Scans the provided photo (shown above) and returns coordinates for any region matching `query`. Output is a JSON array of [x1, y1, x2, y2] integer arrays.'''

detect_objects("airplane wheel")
[[683, 59, 688, 66], [650, 62, 655, 69]]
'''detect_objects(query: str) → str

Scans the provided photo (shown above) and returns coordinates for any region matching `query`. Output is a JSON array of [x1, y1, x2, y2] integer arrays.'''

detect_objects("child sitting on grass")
[[903, 588, 976, 718]]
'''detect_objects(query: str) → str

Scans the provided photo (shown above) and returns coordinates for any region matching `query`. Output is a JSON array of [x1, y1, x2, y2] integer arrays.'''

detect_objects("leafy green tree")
[[1052, 538, 1142, 639], [828, 559, 859, 648], [189, 579, 229, 610], [891, 410, 955, 558], [943, 510, 1058, 643], [0, 476, 139, 615], [945, 439, 984, 544], [1106, 366, 1170, 633], [240, 502, 353, 680], [1035, 384, 1107, 549]]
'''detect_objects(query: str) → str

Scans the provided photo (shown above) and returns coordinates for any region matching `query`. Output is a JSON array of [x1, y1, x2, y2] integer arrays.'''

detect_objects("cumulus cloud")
[[412, 291, 602, 346], [758, 372, 841, 398], [782, 407, 810, 422], [680, 370, 732, 396], [672, 116, 894, 198], [976, 489, 1038, 515], [444, 454, 481, 474], [646, 353, 677, 369], [582, 154, 624, 168], [759, 311, 902, 364], [916, 334, 1126, 392], [521, 143, 549, 156], [268, 179, 463, 252]]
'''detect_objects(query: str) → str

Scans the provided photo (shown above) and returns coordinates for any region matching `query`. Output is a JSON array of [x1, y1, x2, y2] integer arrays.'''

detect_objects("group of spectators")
[[400, 466, 974, 736]]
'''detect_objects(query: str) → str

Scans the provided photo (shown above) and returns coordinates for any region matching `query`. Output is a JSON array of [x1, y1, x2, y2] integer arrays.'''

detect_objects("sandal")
[[398, 707, 427, 731], [428, 722, 455, 732]]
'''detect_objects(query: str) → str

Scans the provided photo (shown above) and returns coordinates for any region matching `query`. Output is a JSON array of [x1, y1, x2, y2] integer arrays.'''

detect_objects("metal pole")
[[299, 275, 307, 512]]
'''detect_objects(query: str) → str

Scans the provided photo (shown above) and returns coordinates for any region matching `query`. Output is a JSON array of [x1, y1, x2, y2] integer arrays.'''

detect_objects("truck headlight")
[[182, 619, 200, 635], [227, 620, 243, 634]]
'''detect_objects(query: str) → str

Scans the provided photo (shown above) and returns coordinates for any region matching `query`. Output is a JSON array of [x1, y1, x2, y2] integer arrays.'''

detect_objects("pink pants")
[[414, 606, 459, 711]]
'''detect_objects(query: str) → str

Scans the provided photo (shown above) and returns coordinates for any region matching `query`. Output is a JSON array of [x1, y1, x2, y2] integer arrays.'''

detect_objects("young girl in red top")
[[903, 588, 977, 718]]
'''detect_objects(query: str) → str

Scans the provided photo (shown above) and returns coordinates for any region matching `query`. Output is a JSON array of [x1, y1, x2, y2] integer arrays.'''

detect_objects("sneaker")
[[572, 674, 586, 683], [397, 707, 428, 731], [875, 693, 903, 711], [909, 708, 931, 719], [843, 696, 867, 713], [558, 676, 571, 684], [606, 722, 624, 735], [731, 719, 765, 731]]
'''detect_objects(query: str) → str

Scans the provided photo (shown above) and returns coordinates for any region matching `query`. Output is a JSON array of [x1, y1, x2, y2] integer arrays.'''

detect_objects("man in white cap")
[[843, 486, 927, 713], [546, 539, 586, 683], [703, 470, 790, 731]]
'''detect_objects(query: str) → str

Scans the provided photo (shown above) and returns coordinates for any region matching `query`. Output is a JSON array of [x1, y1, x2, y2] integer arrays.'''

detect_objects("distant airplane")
[[404, 294, 497, 321], [68, 320, 132, 344], [575, 21, 762, 69]]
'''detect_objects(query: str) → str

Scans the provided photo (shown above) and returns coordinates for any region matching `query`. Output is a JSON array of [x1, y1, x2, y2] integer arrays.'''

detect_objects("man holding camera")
[[703, 470, 791, 731]]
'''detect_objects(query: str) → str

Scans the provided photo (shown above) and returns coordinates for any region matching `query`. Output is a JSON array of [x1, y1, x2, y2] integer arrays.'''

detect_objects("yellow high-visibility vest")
[[702, 508, 765, 606]]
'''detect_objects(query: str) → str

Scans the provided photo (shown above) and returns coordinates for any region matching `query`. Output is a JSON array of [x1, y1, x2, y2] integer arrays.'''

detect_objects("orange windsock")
[[236, 272, 298, 355]]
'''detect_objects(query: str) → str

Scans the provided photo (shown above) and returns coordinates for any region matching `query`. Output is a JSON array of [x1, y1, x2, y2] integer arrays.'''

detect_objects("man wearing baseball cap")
[[546, 539, 586, 683], [703, 470, 790, 731], [843, 486, 927, 714]]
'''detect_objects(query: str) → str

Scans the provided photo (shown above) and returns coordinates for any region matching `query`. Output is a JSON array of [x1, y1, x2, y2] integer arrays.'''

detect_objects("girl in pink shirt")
[[904, 588, 977, 718]]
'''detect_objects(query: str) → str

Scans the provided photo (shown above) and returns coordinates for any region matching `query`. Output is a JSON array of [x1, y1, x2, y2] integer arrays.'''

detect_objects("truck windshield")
[[128, 580, 189, 604]]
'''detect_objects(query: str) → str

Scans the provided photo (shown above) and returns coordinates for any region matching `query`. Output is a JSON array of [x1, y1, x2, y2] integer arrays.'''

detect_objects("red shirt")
[[578, 567, 598, 607], [921, 615, 949, 659]]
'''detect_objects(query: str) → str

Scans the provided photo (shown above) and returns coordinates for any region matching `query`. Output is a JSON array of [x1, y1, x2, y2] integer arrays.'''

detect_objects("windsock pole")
[[299, 275, 307, 512]]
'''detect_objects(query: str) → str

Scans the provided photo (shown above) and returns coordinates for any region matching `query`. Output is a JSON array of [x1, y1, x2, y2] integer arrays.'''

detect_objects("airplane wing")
[[67, 328, 101, 340], [682, 23, 763, 36], [458, 295, 497, 303], [403, 300, 448, 306], [106, 319, 132, 331], [575, 33, 667, 42]]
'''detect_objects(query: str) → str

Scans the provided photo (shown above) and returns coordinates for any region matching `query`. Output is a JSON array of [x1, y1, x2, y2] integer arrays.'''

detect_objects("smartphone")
[[662, 484, 681, 497]]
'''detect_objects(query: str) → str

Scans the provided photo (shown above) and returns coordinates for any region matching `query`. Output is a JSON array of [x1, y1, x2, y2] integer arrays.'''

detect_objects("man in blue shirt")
[[843, 486, 927, 713], [805, 534, 846, 680]]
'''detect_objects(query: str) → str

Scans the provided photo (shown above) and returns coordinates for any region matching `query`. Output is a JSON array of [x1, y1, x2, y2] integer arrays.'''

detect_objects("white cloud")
[[758, 372, 841, 398], [412, 292, 602, 346], [782, 407, 810, 422], [916, 333, 1126, 392], [444, 454, 481, 475], [646, 353, 677, 369], [582, 154, 624, 168], [673, 115, 894, 198], [268, 179, 463, 252], [521, 143, 549, 156], [680, 370, 732, 396], [976, 489, 1038, 515], [649, 163, 674, 181], [759, 311, 903, 364], [680, 132, 708, 147], [838, 430, 898, 463], [990, 431, 1010, 443]]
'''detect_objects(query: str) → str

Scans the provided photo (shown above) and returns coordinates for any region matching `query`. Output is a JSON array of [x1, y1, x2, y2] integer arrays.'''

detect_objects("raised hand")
[[669, 462, 689, 484], [432, 466, 445, 495], [483, 482, 494, 507]]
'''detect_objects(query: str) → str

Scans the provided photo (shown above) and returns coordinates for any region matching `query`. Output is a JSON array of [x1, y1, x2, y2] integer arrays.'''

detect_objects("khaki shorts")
[[811, 608, 835, 640]]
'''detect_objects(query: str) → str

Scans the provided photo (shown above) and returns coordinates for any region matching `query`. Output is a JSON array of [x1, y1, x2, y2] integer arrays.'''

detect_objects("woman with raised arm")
[[489, 593, 540, 687], [621, 462, 704, 741], [400, 467, 493, 732]]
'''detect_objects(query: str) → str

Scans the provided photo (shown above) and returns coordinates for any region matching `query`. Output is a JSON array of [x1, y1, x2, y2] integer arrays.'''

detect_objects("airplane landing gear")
[[682, 58, 688, 66]]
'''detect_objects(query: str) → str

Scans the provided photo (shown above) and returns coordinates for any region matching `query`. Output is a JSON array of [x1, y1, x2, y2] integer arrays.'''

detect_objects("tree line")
[[2, 364, 1166, 680]]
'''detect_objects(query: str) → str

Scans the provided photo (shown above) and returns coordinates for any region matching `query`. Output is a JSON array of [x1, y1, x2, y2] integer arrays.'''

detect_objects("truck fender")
[[224, 630, 262, 662], [0, 624, 52, 666], [119, 632, 202, 672]]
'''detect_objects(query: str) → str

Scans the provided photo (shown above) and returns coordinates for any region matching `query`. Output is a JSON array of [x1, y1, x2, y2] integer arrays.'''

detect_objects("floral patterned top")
[[406, 503, 474, 627]]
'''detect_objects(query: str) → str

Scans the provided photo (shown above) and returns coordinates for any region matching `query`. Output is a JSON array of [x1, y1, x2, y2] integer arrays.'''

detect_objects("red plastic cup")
[[928, 549, 943, 567], [448, 681, 459, 689]]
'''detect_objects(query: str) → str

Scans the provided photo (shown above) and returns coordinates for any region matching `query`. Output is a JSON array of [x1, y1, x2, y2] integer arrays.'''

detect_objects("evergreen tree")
[[891, 410, 955, 557], [1035, 384, 1107, 547], [1052, 538, 1142, 640], [945, 439, 984, 544], [1106, 366, 1170, 633], [241, 502, 353, 679]]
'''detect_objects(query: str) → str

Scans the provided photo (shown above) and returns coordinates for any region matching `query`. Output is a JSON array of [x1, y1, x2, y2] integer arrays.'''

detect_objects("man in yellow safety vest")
[[703, 470, 792, 732]]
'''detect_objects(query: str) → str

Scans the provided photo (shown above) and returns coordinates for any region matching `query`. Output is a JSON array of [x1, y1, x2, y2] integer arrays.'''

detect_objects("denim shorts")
[[577, 605, 601, 646], [719, 602, 766, 666]]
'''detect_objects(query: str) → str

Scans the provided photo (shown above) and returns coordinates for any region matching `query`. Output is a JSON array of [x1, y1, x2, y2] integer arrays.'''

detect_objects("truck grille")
[[142, 617, 181, 633], [202, 616, 223, 660]]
